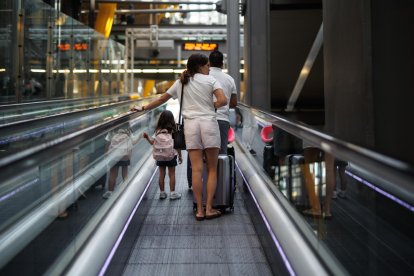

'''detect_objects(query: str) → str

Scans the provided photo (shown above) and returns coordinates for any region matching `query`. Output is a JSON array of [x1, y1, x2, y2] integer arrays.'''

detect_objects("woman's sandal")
[[302, 209, 322, 218], [323, 213, 333, 220], [195, 213, 205, 221], [205, 209, 222, 220]]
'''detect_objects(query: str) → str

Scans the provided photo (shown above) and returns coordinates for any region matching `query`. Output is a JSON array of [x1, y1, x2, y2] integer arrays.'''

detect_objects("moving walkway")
[[1, 100, 413, 275]]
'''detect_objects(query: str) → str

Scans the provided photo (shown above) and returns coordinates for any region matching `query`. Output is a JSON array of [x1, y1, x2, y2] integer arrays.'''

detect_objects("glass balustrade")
[[0, 97, 156, 159], [0, 101, 169, 274], [0, 0, 125, 105], [235, 105, 414, 276]]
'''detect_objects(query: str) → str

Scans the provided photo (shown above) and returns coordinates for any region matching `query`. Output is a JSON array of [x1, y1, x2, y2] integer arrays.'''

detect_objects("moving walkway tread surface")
[[108, 154, 273, 275]]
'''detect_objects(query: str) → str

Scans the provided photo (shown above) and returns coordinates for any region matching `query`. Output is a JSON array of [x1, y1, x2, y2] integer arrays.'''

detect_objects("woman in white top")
[[132, 53, 227, 221]]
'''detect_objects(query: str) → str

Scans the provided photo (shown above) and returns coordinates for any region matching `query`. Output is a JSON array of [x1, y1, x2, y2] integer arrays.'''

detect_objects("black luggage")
[[284, 154, 309, 208], [263, 144, 278, 179]]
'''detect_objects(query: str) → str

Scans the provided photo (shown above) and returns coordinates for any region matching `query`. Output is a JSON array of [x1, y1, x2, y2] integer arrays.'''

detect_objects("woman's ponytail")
[[180, 70, 190, 85], [180, 53, 209, 85]]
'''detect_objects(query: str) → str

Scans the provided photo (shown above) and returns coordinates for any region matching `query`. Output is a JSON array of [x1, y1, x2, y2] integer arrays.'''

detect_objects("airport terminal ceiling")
[[82, 1, 244, 85], [21, 0, 245, 97]]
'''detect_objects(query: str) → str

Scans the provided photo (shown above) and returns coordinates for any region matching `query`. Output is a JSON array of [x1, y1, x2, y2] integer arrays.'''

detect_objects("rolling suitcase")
[[284, 154, 309, 208], [193, 154, 235, 212], [263, 144, 278, 179]]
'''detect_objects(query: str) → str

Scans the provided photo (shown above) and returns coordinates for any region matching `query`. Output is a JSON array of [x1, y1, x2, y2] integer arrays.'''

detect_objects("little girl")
[[143, 110, 182, 200]]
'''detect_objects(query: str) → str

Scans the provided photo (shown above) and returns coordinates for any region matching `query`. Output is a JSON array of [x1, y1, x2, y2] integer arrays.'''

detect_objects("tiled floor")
[[123, 154, 273, 275]]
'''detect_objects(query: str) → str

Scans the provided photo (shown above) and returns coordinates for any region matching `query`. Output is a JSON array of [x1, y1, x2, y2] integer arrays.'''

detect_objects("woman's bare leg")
[[188, 149, 204, 218], [302, 148, 322, 215], [204, 147, 220, 216]]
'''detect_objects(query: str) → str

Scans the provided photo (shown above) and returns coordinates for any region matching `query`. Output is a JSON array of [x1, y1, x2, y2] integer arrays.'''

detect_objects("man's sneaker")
[[102, 191, 112, 199], [159, 191, 167, 200], [249, 149, 257, 156], [332, 190, 338, 199], [338, 190, 347, 198], [169, 192, 182, 200]]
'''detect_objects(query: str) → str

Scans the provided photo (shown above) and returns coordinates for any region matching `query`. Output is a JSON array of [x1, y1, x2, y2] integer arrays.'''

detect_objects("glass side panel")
[[235, 105, 414, 275], [0, 96, 121, 126], [0, 98, 155, 159], [0, 102, 169, 274], [0, 0, 125, 104], [0, 1, 14, 103], [23, 0, 52, 101]]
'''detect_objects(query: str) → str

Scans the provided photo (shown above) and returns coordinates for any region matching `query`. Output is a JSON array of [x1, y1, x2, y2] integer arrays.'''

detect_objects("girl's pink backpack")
[[153, 129, 175, 161]]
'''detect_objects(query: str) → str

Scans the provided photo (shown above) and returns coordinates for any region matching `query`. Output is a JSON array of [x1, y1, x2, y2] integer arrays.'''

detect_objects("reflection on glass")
[[235, 105, 414, 275], [0, 0, 125, 104], [0, 1, 14, 103], [0, 102, 167, 273]]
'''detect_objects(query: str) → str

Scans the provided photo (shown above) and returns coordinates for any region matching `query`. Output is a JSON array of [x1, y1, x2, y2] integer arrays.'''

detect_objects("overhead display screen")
[[57, 42, 88, 51], [183, 42, 218, 51]]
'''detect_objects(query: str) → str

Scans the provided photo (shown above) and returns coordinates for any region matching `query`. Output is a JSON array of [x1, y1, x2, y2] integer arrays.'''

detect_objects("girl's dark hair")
[[156, 110, 176, 133], [180, 53, 209, 85]]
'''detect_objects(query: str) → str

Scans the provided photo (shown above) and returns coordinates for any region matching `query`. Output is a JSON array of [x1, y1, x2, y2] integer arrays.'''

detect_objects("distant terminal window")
[[183, 42, 218, 51]]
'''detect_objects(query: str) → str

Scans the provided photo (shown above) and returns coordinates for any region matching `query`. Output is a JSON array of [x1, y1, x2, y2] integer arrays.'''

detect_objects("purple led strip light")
[[345, 170, 414, 213], [235, 161, 296, 276], [98, 168, 158, 276]]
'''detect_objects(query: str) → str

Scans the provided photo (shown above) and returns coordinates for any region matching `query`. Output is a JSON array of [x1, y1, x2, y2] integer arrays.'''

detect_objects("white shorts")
[[184, 118, 220, 150]]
